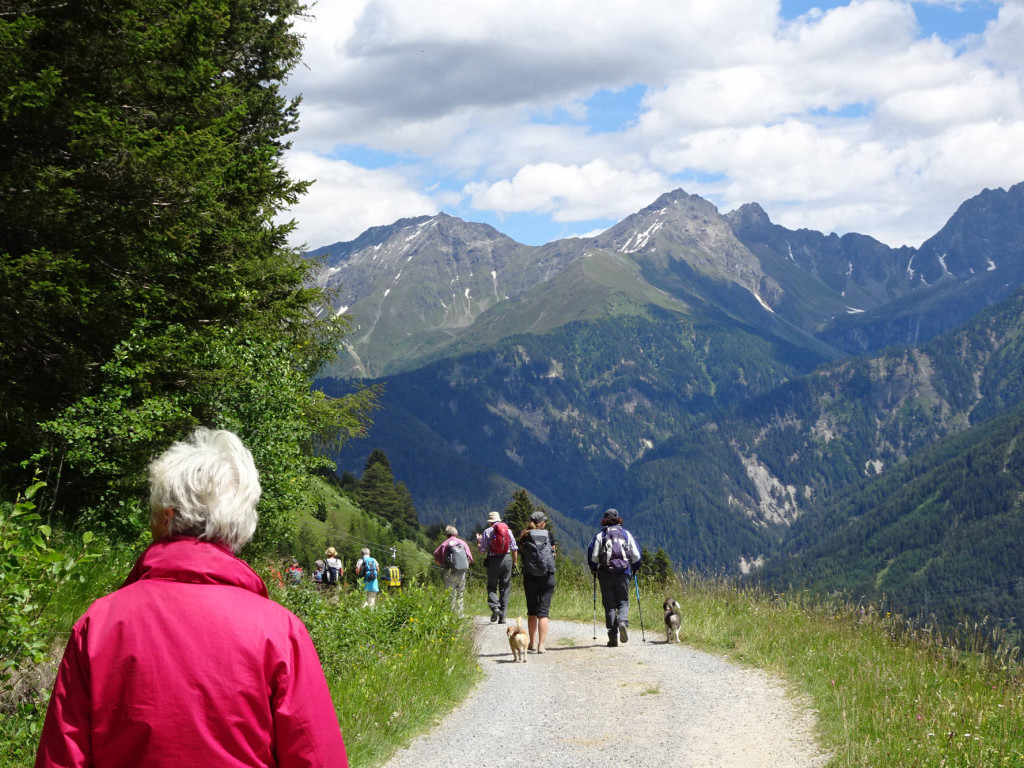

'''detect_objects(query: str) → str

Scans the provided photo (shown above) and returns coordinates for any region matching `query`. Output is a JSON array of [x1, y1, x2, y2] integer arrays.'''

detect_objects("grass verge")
[[8, 553, 1024, 768], [268, 580, 480, 767], [468, 561, 1024, 767]]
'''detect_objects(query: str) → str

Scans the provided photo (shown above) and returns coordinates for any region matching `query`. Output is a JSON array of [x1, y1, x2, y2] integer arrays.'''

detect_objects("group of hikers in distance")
[[433, 506, 643, 651], [283, 545, 382, 609], [33, 426, 644, 768]]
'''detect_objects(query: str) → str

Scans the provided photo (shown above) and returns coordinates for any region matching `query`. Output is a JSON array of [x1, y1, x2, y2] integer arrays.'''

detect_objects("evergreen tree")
[[0, 0, 376, 544], [504, 489, 535, 536], [650, 548, 674, 586], [356, 449, 418, 539]]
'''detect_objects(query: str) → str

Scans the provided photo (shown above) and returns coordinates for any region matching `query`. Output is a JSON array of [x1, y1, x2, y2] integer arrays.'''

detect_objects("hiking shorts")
[[523, 572, 556, 618]]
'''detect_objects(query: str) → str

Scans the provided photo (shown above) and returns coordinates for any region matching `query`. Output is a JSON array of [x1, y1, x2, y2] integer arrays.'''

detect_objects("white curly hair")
[[148, 427, 261, 553]]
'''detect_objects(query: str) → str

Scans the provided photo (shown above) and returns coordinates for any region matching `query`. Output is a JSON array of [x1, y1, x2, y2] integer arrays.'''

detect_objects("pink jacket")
[[35, 536, 348, 768], [432, 535, 474, 567]]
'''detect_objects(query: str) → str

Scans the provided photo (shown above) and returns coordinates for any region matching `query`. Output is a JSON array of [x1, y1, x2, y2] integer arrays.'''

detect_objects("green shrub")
[[269, 579, 480, 767], [0, 481, 102, 764]]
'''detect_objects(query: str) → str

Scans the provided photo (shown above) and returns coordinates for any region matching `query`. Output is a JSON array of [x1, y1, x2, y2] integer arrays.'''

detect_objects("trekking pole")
[[592, 572, 597, 640], [633, 573, 646, 642]]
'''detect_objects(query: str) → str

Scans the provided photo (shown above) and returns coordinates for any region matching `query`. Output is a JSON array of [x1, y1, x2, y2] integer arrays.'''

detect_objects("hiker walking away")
[[519, 511, 556, 653], [285, 557, 304, 585], [588, 508, 642, 647], [35, 427, 347, 767], [433, 525, 474, 616], [476, 511, 518, 624], [355, 547, 380, 609], [323, 547, 343, 587], [312, 559, 326, 585]]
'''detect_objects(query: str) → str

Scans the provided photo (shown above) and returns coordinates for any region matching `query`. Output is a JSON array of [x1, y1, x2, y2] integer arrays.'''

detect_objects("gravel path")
[[383, 617, 829, 768]]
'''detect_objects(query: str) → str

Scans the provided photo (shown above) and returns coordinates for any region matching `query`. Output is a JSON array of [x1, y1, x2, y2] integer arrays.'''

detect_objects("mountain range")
[[310, 182, 1024, 621]]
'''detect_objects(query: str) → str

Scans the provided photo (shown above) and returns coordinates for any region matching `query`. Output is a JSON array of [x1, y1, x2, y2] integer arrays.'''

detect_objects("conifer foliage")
[[0, 0, 375, 544], [356, 450, 419, 540]]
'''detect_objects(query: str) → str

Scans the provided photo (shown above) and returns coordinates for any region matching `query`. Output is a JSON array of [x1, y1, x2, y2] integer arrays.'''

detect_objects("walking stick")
[[633, 573, 646, 642], [592, 572, 598, 640]]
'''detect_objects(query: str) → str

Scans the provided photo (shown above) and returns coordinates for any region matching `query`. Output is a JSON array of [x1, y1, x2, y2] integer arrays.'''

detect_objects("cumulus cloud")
[[278, 152, 438, 249], [282, 0, 1024, 249], [465, 159, 671, 221]]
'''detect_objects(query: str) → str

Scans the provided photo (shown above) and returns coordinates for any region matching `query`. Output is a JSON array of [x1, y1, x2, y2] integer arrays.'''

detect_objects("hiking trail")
[[381, 617, 829, 767]]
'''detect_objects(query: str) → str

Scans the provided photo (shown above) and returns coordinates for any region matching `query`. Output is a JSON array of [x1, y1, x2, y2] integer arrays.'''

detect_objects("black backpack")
[[522, 529, 555, 577], [324, 563, 339, 585], [362, 557, 378, 581]]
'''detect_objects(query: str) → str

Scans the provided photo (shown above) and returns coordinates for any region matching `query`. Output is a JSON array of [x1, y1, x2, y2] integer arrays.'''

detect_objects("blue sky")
[[281, 1, 1023, 250]]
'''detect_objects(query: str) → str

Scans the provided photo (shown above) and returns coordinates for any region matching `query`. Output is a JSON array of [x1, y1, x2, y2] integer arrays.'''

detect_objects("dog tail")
[[516, 616, 524, 630]]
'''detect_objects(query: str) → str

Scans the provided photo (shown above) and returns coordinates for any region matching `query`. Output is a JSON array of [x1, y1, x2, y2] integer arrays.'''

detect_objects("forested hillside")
[[0, 0, 375, 548], [610, 287, 1024, 569], [323, 303, 825, 537], [762, 401, 1024, 626]]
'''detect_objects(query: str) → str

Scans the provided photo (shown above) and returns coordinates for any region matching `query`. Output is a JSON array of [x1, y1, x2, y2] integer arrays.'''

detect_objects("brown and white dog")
[[663, 598, 682, 643], [507, 617, 529, 662]]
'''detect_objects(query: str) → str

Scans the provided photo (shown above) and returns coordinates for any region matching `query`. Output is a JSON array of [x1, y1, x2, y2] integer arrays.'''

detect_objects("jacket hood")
[[121, 535, 269, 598]]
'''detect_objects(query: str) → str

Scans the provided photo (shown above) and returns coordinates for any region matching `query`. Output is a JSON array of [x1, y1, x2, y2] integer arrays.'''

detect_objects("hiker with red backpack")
[[476, 511, 518, 624], [433, 525, 474, 616], [587, 508, 642, 647]]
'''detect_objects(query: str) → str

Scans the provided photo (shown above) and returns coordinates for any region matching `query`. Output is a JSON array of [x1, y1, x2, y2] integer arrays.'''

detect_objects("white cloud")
[[281, 0, 1024, 250], [465, 160, 671, 222], [278, 152, 438, 249]]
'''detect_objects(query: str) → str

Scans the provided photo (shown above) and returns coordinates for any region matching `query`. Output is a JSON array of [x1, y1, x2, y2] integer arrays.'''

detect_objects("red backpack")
[[490, 522, 512, 555]]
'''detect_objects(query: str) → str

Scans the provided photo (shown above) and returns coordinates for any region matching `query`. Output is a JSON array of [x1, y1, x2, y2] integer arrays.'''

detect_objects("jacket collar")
[[121, 535, 268, 598]]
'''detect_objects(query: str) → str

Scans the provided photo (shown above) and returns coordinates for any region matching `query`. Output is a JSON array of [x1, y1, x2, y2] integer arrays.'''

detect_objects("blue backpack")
[[362, 557, 378, 582]]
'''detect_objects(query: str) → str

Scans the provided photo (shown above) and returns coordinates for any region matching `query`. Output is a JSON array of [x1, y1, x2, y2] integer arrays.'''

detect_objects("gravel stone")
[[382, 617, 829, 768]]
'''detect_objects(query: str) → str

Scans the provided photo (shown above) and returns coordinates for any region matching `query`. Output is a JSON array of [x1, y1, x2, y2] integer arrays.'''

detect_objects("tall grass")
[[268, 579, 480, 767], [9, 551, 1024, 768], [667, 575, 1024, 767], [466, 560, 1024, 767]]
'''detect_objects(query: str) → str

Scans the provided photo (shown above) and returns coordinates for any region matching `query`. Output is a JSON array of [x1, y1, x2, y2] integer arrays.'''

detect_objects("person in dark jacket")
[[519, 511, 556, 653], [35, 427, 348, 768], [587, 508, 642, 647]]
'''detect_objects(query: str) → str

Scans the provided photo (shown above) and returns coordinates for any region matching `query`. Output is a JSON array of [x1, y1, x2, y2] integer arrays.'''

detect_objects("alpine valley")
[[311, 182, 1024, 625]]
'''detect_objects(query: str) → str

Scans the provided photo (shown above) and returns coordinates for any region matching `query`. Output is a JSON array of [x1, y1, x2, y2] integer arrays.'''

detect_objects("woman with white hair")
[[432, 524, 474, 616], [35, 427, 348, 768]]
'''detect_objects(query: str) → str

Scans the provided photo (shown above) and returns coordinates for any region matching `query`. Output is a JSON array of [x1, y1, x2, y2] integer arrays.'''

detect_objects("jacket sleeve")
[[461, 538, 474, 564], [271, 620, 348, 768], [587, 532, 601, 571], [35, 626, 93, 768], [627, 531, 643, 569], [432, 542, 444, 566]]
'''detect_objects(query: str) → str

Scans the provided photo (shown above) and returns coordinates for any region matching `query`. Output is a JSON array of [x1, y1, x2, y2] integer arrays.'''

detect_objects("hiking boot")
[[606, 639, 618, 647], [618, 623, 629, 644], [497, 615, 507, 625], [607, 630, 618, 647], [490, 610, 499, 622]]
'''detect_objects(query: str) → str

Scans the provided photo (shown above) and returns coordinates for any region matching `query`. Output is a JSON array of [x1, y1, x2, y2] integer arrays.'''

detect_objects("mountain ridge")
[[312, 182, 1024, 624]]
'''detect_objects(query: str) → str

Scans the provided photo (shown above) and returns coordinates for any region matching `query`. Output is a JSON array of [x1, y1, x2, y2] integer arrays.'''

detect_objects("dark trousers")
[[486, 554, 512, 616], [597, 570, 630, 632]]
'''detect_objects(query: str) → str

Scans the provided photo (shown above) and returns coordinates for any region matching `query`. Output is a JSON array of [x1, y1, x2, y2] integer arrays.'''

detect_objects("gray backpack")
[[444, 540, 469, 571], [522, 529, 555, 577]]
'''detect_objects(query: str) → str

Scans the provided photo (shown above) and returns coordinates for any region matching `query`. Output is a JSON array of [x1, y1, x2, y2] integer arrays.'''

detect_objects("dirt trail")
[[381, 617, 829, 768]]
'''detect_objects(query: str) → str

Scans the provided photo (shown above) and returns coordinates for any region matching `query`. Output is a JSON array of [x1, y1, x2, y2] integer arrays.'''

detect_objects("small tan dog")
[[506, 617, 528, 662], [663, 598, 682, 643]]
